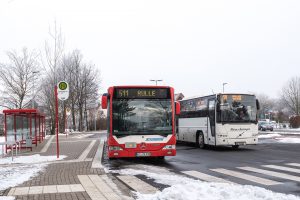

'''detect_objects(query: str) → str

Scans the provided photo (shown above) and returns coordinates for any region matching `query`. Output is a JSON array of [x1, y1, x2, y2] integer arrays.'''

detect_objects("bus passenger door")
[[208, 99, 216, 145]]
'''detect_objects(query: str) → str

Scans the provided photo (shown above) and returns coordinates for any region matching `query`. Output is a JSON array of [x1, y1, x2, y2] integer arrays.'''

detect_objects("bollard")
[[11, 145, 14, 161], [15, 143, 18, 157]]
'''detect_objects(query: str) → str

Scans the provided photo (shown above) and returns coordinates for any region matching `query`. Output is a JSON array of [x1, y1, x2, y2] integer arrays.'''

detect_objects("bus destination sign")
[[115, 88, 168, 99]]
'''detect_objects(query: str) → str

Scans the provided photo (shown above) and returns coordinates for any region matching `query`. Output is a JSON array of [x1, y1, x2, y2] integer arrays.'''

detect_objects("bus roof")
[[111, 85, 171, 89], [180, 93, 256, 101]]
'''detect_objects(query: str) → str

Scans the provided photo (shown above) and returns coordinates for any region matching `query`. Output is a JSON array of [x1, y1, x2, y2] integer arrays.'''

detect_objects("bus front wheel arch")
[[196, 131, 205, 149]]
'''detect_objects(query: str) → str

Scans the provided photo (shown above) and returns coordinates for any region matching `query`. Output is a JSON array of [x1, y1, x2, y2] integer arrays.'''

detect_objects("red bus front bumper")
[[108, 149, 176, 158]]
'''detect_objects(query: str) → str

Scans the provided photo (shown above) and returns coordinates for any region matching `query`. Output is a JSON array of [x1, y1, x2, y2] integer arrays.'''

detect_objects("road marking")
[[89, 175, 122, 200], [286, 163, 300, 168], [78, 140, 96, 161], [92, 140, 104, 168], [78, 175, 106, 200], [28, 186, 43, 194], [101, 174, 134, 200], [7, 188, 15, 196], [73, 134, 94, 139], [43, 185, 57, 194], [211, 168, 281, 186], [40, 135, 55, 153], [117, 175, 159, 194], [263, 165, 300, 174], [57, 185, 71, 193], [182, 170, 234, 184], [8, 184, 85, 196], [70, 184, 85, 192], [13, 187, 29, 195], [238, 167, 300, 182]]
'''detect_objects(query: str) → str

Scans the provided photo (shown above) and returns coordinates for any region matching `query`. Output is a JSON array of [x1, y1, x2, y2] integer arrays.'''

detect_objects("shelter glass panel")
[[6, 115, 14, 142]]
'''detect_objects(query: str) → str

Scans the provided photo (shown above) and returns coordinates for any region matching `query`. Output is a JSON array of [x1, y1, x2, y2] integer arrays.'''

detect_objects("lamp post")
[[32, 71, 39, 108], [150, 79, 163, 86], [222, 82, 228, 93]]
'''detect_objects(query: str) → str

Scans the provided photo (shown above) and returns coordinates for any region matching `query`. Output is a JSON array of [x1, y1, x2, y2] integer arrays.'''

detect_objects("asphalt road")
[[105, 135, 300, 197]]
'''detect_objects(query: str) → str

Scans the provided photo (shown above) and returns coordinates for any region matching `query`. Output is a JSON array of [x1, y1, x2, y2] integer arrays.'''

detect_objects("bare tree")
[[40, 22, 64, 134], [75, 63, 100, 131], [0, 48, 40, 109], [281, 76, 300, 115], [256, 93, 275, 119]]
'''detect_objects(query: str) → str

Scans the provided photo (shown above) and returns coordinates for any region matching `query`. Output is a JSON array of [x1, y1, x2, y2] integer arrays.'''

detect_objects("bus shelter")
[[3, 109, 46, 152]]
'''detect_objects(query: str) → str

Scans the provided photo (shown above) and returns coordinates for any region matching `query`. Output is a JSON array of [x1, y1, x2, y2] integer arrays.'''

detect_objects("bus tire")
[[196, 132, 205, 149], [232, 145, 239, 149]]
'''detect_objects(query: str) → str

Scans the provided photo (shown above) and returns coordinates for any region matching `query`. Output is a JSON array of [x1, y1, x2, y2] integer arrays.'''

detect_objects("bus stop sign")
[[57, 81, 69, 100]]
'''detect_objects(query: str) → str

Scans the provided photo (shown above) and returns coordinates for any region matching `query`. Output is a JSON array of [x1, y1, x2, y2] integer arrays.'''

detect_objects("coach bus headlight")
[[163, 145, 176, 150], [109, 146, 123, 151]]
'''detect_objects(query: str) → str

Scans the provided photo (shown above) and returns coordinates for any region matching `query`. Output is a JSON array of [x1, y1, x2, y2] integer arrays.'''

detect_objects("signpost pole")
[[65, 106, 67, 138], [55, 86, 59, 159], [56, 81, 69, 157]]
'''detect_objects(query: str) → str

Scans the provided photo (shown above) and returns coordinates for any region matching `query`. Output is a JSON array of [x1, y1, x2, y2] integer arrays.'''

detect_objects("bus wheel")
[[197, 132, 205, 149], [232, 145, 239, 149]]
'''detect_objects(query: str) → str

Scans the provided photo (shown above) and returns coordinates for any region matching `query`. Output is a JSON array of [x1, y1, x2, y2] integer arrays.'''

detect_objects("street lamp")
[[222, 82, 228, 93], [32, 71, 39, 108], [150, 79, 163, 86]]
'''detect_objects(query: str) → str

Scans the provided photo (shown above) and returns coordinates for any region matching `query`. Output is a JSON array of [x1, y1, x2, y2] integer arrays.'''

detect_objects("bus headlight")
[[163, 145, 176, 150], [109, 146, 123, 151]]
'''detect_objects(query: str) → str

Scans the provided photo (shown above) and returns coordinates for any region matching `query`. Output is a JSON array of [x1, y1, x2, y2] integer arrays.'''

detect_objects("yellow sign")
[[58, 82, 68, 90], [232, 95, 242, 101]]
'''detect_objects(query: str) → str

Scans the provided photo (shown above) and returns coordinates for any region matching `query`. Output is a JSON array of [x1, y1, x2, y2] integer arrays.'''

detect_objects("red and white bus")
[[101, 86, 180, 159]]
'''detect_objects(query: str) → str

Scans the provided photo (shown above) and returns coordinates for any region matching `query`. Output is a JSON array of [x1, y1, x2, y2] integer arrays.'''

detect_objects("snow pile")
[[112, 165, 300, 200], [0, 163, 46, 190], [136, 181, 300, 200], [0, 154, 66, 165], [0, 136, 5, 155], [0, 155, 66, 191], [258, 134, 282, 139], [276, 138, 300, 143], [0, 197, 15, 200]]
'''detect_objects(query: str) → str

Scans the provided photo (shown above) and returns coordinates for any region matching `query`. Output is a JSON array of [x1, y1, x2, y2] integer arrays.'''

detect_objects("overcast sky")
[[0, 0, 299, 98]]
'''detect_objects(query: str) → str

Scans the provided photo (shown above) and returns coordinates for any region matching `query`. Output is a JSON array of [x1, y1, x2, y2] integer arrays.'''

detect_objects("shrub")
[[289, 115, 300, 128]]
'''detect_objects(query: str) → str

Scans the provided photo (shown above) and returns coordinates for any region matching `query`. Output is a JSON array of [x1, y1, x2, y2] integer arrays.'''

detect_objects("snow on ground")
[[0, 197, 15, 200], [0, 154, 66, 165], [276, 138, 300, 143], [258, 134, 282, 139], [111, 165, 300, 200], [272, 131, 300, 135], [0, 136, 5, 155], [0, 154, 66, 191]]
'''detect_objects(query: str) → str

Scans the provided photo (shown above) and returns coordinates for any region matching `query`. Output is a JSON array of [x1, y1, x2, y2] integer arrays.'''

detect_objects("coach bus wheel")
[[196, 132, 205, 149], [232, 145, 239, 149]]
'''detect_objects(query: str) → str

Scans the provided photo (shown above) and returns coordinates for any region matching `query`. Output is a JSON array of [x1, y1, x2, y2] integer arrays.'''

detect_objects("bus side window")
[[107, 99, 110, 134], [208, 100, 216, 137]]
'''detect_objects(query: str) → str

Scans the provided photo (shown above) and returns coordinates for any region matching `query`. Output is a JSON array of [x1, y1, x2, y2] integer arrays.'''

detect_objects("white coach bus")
[[177, 93, 260, 149]]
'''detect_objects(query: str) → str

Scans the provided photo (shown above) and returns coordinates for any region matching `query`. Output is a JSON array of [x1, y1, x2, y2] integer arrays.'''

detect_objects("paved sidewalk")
[[2, 131, 133, 200]]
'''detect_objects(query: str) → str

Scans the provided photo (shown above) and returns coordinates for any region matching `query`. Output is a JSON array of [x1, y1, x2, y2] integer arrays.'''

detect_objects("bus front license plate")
[[235, 142, 246, 145], [136, 152, 151, 157]]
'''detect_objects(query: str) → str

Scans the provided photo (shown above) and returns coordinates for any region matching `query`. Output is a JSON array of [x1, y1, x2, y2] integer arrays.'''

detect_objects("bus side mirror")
[[216, 103, 220, 112], [256, 99, 260, 110], [101, 95, 108, 109], [175, 102, 181, 115]]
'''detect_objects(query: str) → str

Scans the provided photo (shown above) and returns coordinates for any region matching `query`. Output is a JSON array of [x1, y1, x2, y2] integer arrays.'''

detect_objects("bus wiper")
[[114, 133, 132, 138]]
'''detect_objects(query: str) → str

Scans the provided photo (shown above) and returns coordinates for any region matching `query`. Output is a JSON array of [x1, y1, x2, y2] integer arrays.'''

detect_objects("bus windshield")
[[218, 94, 257, 123], [112, 99, 172, 136]]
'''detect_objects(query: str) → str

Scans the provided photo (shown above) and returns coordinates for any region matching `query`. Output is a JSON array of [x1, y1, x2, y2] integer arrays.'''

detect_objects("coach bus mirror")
[[217, 103, 220, 112], [175, 102, 181, 115], [256, 99, 260, 110], [101, 95, 108, 109]]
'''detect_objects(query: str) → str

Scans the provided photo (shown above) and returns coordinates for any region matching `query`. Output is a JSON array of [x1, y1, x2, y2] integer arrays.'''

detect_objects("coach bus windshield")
[[218, 94, 257, 123], [112, 99, 172, 136]]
